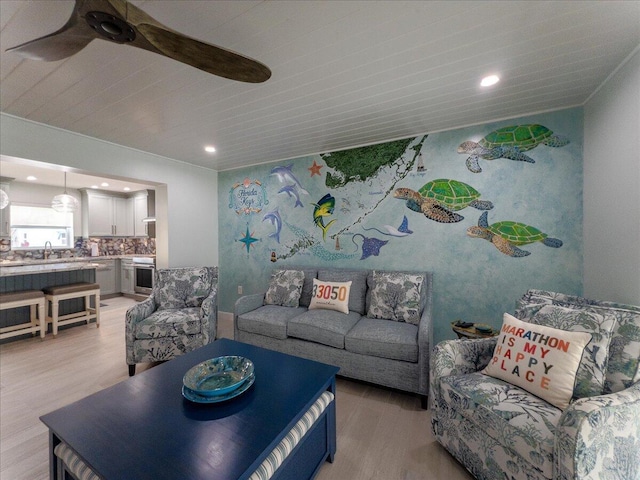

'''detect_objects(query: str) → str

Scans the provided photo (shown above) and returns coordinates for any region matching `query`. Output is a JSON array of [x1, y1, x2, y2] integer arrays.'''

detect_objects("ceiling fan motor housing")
[[85, 11, 135, 43]]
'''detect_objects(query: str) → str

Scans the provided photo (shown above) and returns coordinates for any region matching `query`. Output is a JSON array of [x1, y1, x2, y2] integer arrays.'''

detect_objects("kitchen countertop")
[[0, 255, 155, 277]]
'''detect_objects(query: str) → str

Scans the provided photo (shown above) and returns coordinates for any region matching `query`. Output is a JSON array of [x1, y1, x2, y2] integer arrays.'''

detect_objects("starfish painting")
[[238, 224, 260, 253], [308, 160, 323, 177]]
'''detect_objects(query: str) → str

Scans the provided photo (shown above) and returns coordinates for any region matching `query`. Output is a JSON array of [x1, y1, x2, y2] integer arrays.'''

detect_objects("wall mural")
[[218, 108, 583, 344]]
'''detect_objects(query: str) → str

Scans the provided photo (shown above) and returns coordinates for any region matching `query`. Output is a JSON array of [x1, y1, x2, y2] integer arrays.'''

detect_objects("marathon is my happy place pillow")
[[483, 313, 592, 410]]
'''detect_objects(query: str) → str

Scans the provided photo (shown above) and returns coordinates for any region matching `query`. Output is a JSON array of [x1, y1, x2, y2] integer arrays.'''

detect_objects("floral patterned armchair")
[[430, 289, 640, 480], [125, 267, 218, 376]]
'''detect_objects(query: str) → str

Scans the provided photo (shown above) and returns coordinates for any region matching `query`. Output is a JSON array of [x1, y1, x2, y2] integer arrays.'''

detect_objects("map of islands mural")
[[228, 136, 427, 262], [226, 123, 568, 261]]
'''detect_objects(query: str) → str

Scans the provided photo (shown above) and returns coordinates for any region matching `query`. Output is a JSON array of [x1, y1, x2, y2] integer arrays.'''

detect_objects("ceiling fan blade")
[[6, 3, 95, 61], [133, 23, 271, 83], [120, 0, 270, 83], [7, 0, 271, 83]]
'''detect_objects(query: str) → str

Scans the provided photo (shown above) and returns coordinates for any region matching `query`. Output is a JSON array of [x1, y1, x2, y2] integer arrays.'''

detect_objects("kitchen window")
[[10, 204, 74, 249]]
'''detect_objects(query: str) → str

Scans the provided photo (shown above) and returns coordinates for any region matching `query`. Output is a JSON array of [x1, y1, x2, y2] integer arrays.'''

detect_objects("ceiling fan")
[[6, 0, 271, 83]]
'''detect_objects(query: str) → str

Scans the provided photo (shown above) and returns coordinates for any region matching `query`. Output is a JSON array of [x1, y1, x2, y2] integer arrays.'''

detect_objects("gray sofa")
[[234, 267, 433, 406]]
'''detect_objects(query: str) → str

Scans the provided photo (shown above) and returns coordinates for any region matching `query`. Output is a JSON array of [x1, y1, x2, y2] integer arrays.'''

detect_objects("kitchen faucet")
[[44, 241, 52, 260]]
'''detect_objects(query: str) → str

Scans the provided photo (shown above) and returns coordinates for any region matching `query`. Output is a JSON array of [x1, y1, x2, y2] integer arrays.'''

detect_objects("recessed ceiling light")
[[204, 145, 216, 153], [123, 187, 131, 191], [101, 182, 109, 187], [26, 175, 37, 181], [481, 75, 500, 87], [91, 185, 99, 189]]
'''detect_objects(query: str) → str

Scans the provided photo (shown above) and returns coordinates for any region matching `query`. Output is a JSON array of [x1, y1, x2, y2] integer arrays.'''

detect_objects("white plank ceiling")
[[1, 0, 639, 173]]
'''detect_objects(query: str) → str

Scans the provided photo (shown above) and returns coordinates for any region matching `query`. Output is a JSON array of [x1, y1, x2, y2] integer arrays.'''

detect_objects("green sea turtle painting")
[[393, 187, 463, 223], [458, 124, 569, 173], [467, 211, 563, 257], [418, 179, 493, 212]]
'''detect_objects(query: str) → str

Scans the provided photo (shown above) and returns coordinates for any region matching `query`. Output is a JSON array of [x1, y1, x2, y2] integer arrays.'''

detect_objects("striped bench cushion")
[[54, 443, 99, 480], [249, 391, 334, 480], [54, 390, 335, 480]]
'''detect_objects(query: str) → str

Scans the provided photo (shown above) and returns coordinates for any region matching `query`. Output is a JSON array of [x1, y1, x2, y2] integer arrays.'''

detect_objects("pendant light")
[[51, 172, 79, 213], [0, 189, 8, 210]]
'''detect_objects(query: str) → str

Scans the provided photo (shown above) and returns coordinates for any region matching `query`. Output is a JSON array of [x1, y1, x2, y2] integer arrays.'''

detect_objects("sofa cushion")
[[367, 271, 423, 324], [483, 313, 592, 410], [530, 304, 617, 399], [134, 308, 202, 339], [318, 269, 368, 314], [287, 309, 361, 349], [298, 268, 318, 308], [366, 270, 427, 317], [345, 317, 418, 362], [264, 269, 305, 307], [237, 305, 306, 340], [155, 267, 214, 310], [604, 306, 640, 393], [440, 372, 561, 478], [308, 279, 351, 314]]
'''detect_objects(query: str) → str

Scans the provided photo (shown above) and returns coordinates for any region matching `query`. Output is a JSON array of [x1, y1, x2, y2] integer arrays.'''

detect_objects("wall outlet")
[[237, 285, 243, 295]]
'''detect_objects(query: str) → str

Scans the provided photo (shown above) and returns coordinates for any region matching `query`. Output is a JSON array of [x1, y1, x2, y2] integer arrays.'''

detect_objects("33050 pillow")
[[308, 278, 352, 314], [483, 313, 592, 410]]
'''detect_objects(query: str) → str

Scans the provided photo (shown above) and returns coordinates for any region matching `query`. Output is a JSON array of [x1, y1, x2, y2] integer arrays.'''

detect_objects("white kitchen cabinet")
[[120, 258, 135, 294], [133, 192, 148, 237], [0, 182, 10, 237], [114, 196, 132, 236], [82, 191, 133, 236], [94, 259, 119, 295]]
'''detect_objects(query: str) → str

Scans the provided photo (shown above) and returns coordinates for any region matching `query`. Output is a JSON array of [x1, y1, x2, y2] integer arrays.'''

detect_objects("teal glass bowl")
[[183, 356, 254, 397]]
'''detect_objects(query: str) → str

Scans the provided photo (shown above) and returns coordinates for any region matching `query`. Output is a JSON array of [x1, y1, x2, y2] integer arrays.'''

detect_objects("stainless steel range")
[[132, 257, 155, 295]]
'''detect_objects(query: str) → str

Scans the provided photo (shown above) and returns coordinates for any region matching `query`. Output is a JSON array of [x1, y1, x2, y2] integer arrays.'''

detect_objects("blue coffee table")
[[40, 339, 339, 480]]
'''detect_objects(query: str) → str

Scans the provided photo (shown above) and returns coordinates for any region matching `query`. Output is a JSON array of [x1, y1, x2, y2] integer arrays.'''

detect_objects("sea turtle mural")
[[467, 211, 563, 257], [418, 179, 493, 211], [458, 124, 569, 173], [393, 187, 463, 223]]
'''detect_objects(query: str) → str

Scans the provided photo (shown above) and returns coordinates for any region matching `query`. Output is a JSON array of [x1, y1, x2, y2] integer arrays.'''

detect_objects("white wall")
[[0, 114, 218, 268], [583, 48, 640, 305]]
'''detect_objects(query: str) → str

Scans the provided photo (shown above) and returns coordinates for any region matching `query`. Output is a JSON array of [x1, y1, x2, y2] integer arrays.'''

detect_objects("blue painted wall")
[[218, 108, 583, 344]]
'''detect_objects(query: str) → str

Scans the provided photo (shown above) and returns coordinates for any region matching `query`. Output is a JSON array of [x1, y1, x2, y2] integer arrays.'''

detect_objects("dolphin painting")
[[270, 164, 309, 196], [278, 184, 304, 208], [312, 193, 337, 241], [262, 208, 282, 243]]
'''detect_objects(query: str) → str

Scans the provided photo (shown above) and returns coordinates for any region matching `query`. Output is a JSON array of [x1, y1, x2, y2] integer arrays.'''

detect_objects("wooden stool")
[[0, 290, 46, 340], [44, 283, 101, 336]]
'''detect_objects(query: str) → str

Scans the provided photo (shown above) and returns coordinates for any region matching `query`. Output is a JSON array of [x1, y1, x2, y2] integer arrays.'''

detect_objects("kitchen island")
[[0, 260, 98, 339]]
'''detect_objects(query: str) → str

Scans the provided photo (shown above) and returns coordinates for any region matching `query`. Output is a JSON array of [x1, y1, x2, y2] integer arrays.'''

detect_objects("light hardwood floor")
[[0, 296, 472, 480]]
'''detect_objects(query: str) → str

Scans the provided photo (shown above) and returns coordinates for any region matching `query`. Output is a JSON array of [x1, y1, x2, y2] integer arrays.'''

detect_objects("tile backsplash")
[[0, 236, 156, 262]]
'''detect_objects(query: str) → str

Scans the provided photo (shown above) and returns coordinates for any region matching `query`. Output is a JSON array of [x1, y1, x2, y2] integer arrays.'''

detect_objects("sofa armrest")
[[431, 337, 497, 378], [417, 273, 434, 396], [200, 284, 218, 342], [233, 292, 265, 339], [429, 337, 497, 410], [125, 296, 157, 365], [555, 381, 640, 480], [125, 295, 156, 325]]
